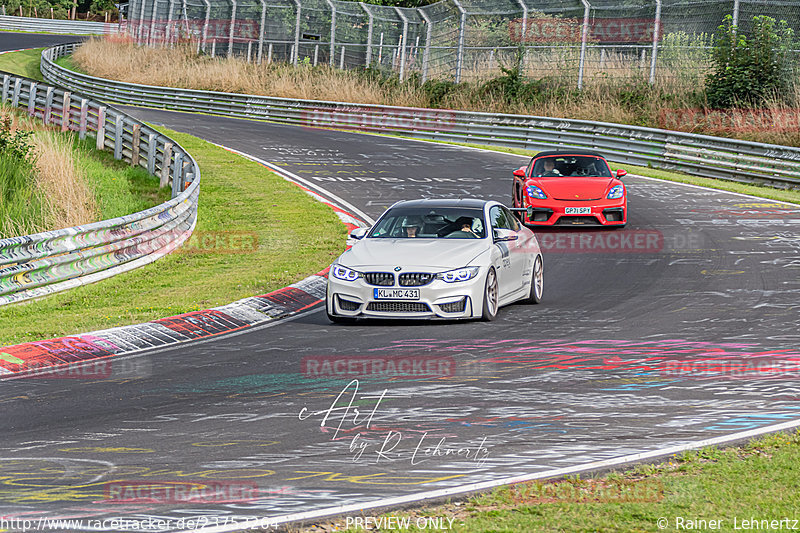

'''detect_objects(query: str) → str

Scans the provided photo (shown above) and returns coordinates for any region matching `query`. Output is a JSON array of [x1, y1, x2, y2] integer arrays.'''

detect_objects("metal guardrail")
[[0, 14, 120, 35], [0, 69, 200, 306], [41, 42, 800, 190]]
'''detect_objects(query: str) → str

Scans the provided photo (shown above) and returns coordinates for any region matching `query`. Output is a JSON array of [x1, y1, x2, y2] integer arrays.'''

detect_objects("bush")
[[705, 15, 796, 108]]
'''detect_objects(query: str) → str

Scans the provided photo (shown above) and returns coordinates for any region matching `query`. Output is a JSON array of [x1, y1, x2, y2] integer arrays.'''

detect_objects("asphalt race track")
[[1, 33, 800, 532]]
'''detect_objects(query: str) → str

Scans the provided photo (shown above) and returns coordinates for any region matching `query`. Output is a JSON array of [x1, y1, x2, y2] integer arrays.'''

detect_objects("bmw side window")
[[490, 207, 511, 230], [503, 207, 521, 231]]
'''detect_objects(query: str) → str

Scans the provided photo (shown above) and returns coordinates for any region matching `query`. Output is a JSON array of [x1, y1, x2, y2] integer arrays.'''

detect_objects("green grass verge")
[[307, 430, 800, 532], [0, 47, 45, 80], [0, 127, 345, 347], [54, 53, 85, 75], [410, 139, 800, 205], [75, 136, 170, 218]]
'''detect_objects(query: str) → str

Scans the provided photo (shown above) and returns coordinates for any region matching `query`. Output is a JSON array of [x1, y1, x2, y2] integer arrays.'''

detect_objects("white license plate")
[[374, 288, 420, 300], [565, 207, 592, 215]]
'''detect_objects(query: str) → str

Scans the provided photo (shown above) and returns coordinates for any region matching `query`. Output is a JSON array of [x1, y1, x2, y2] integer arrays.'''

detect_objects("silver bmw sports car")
[[326, 198, 544, 322]]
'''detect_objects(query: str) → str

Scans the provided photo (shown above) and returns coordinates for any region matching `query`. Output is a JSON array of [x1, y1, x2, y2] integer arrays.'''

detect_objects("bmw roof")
[[389, 198, 492, 209]]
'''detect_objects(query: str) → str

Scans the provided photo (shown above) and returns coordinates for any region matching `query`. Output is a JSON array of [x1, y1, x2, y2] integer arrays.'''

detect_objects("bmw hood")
[[339, 239, 487, 270], [533, 177, 615, 200]]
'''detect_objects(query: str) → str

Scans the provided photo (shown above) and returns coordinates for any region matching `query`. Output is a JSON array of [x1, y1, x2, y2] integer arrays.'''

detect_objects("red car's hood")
[[532, 177, 615, 200]]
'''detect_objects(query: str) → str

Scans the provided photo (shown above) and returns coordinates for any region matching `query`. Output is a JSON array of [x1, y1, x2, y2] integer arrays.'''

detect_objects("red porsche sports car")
[[511, 151, 627, 227]]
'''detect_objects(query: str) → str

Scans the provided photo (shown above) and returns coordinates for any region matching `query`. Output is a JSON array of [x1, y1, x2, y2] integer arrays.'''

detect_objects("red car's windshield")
[[532, 156, 612, 178]]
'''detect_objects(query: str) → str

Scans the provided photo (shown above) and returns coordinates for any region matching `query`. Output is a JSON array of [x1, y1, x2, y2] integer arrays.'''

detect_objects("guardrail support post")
[[96, 106, 106, 150], [452, 0, 466, 83], [147, 134, 157, 174], [1, 75, 9, 104], [27, 82, 37, 117], [79, 99, 88, 139], [578, 0, 591, 90], [132, 124, 142, 166], [649, 0, 662, 85], [44, 87, 54, 124], [61, 92, 71, 132], [418, 8, 433, 83], [161, 142, 173, 188], [172, 152, 184, 197], [11, 78, 21, 108], [114, 115, 124, 160]]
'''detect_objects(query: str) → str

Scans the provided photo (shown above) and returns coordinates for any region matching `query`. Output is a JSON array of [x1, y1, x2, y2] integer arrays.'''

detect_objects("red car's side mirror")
[[616, 169, 627, 178], [513, 167, 526, 178]]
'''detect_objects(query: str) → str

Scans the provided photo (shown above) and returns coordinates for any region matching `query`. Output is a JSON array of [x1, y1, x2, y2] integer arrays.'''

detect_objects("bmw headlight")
[[607, 185, 625, 199], [526, 185, 547, 200], [435, 266, 480, 283], [331, 264, 360, 282]]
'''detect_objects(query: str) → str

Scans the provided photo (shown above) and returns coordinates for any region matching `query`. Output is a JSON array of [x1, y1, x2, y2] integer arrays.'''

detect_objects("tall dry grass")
[[71, 37, 798, 147], [0, 109, 97, 239], [33, 130, 98, 230]]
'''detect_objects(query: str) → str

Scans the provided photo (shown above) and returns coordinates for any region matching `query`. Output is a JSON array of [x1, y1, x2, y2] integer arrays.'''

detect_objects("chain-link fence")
[[125, 0, 800, 89]]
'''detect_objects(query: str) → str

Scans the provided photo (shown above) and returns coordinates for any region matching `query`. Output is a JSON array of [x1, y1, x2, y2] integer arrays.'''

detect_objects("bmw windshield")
[[368, 208, 487, 239]]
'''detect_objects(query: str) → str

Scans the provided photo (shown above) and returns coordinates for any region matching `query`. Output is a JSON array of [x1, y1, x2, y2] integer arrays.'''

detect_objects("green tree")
[[705, 14, 796, 108]]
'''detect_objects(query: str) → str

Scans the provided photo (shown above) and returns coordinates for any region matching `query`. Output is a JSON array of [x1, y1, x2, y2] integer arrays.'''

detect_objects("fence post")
[[138, 0, 147, 44], [418, 8, 432, 82], [649, 0, 662, 85], [228, 0, 237, 57], [395, 7, 409, 81], [114, 114, 124, 160], [257, 0, 267, 63], [325, 0, 336, 66], [732, 0, 740, 29], [577, 0, 591, 90], [61, 91, 71, 132], [361, 2, 374, 66], [148, 0, 158, 46], [452, 0, 466, 83], [515, 0, 528, 41], [166, 0, 176, 45], [202, 0, 211, 52], [96, 106, 107, 150], [292, 0, 301, 66]]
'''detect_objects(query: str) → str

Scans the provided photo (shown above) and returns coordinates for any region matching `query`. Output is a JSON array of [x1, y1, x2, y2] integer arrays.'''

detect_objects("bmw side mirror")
[[616, 169, 627, 178], [493, 228, 519, 242], [349, 228, 368, 240]]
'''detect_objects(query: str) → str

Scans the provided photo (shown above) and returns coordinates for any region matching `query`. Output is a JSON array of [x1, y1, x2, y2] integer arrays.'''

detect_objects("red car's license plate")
[[565, 207, 592, 215]]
